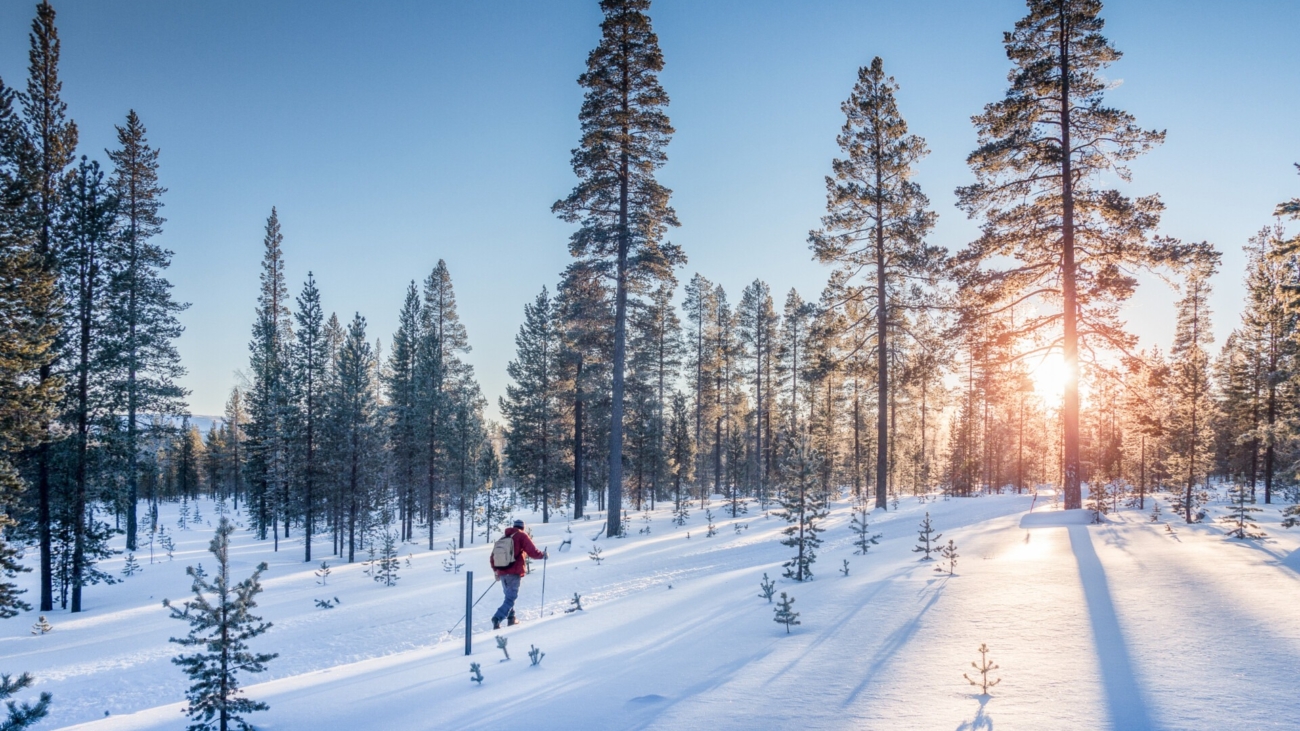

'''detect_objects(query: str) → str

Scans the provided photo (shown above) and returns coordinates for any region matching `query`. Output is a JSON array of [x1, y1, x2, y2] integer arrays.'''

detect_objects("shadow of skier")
[[1069, 525, 1157, 731]]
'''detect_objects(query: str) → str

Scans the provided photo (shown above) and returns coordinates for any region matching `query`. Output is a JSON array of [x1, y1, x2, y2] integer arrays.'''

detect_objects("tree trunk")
[[1058, 6, 1082, 511]]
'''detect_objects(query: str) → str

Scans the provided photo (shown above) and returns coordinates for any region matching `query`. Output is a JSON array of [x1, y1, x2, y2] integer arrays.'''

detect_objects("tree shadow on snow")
[[1068, 525, 1158, 731], [954, 694, 993, 731], [840, 584, 945, 707]]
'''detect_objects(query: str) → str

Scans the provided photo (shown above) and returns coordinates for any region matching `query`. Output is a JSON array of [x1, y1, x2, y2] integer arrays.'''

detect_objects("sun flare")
[[1029, 353, 1070, 398]]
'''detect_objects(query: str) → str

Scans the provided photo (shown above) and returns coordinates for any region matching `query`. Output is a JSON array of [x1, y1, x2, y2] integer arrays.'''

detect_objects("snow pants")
[[492, 574, 521, 623]]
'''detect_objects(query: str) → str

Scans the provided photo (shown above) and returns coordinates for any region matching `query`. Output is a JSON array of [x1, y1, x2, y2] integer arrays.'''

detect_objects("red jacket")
[[495, 527, 545, 577]]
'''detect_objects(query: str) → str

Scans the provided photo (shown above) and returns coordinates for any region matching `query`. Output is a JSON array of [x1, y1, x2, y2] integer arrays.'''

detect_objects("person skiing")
[[490, 519, 547, 630]]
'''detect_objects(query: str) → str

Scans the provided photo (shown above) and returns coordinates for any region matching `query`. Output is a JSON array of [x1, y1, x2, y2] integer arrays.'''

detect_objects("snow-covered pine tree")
[[840, 559, 850, 576], [30, 616, 52, 635], [850, 501, 882, 555], [758, 572, 775, 602], [773, 592, 800, 634], [164, 517, 277, 731], [705, 509, 717, 538], [495, 635, 509, 661], [667, 391, 693, 526], [1221, 483, 1264, 539], [469, 663, 483, 685], [588, 544, 603, 565], [554, 0, 683, 541], [775, 435, 828, 581], [566, 592, 583, 612], [314, 561, 330, 585], [529, 645, 545, 667], [913, 512, 941, 560], [122, 553, 140, 577], [1150, 500, 1162, 523]]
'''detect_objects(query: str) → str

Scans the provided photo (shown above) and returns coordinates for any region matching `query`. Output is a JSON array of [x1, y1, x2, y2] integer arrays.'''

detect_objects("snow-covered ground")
[[6, 490, 1300, 731]]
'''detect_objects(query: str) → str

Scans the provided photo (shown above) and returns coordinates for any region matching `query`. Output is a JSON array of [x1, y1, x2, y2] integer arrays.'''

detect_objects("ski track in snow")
[[4, 492, 1300, 730]]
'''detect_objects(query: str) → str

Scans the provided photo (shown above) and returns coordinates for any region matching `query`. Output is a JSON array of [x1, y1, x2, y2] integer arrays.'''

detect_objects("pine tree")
[[374, 524, 400, 586], [164, 517, 277, 731], [758, 572, 775, 602], [1168, 253, 1219, 523], [105, 110, 186, 554], [683, 274, 718, 504], [666, 391, 693, 525], [246, 209, 292, 546], [58, 155, 117, 613], [556, 261, 613, 519], [964, 643, 1001, 695], [222, 388, 246, 512], [811, 56, 940, 512], [291, 274, 328, 561], [913, 512, 941, 560], [773, 591, 800, 634], [501, 288, 566, 524], [1220, 483, 1264, 540], [775, 436, 827, 581], [737, 280, 778, 506], [955, 0, 1178, 511], [23, 0, 80, 615], [386, 282, 422, 541], [935, 539, 959, 575], [417, 260, 470, 549], [122, 552, 140, 577], [330, 315, 377, 563], [0, 672, 50, 729], [850, 500, 882, 555], [554, 0, 684, 540]]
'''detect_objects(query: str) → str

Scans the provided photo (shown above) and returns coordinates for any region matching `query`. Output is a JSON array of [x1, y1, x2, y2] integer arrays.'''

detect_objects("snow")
[[6, 491, 1300, 731]]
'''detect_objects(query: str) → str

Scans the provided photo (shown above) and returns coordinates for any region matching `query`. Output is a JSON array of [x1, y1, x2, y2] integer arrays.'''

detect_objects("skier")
[[491, 519, 547, 630]]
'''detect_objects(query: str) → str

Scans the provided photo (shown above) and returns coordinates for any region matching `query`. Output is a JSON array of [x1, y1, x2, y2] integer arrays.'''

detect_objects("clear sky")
[[1, 0, 1295, 420]]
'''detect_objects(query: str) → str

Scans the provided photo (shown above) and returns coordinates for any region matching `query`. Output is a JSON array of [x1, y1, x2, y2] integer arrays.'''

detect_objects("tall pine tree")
[[955, 0, 1176, 510], [810, 56, 939, 511], [554, 0, 683, 538]]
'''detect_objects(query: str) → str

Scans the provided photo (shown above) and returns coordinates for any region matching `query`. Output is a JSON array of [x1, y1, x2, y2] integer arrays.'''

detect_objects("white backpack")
[[490, 534, 515, 569]]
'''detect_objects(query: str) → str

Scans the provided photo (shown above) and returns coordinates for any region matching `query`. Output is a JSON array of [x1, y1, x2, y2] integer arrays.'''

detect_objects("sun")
[[1029, 353, 1070, 398]]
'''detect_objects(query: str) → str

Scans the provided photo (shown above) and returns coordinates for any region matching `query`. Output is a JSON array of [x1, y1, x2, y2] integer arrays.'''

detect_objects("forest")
[[0, 1, 1297, 727]]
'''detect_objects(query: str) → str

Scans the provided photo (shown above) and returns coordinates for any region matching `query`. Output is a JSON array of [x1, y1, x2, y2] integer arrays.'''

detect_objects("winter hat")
[[513, 519, 525, 528]]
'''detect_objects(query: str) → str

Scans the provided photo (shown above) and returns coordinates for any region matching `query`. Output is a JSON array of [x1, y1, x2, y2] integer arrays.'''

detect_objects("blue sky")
[[1, 0, 1295, 419]]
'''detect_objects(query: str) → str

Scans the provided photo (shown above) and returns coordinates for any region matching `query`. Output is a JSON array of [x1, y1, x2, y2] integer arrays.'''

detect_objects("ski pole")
[[540, 547, 548, 617], [446, 577, 498, 635]]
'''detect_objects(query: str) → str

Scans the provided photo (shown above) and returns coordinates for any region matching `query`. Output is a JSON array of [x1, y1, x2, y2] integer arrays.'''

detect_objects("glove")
[[542, 551, 549, 560]]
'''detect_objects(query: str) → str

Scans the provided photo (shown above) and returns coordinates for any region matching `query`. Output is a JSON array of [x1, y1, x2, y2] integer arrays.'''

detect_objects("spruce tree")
[[164, 517, 277, 731], [23, 0, 79, 614], [775, 436, 827, 581], [955, 0, 1178, 510], [246, 209, 292, 545], [105, 110, 186, 553], [501, 288, 566, 524], [291, 274, 327, 561], [810, 56, 940, 512], [556, 261, 613, 519], [850, 500, 881, 555], [913, 512, 941, 560], [330, 315, 377, 563], [1220, 483, 1263, 540], [386, 282, 421, 541], [773, 592, 800, 634], [417, 260, 469, 549], [554, 0, 683, 540], [58, 156, 116, 613], [666, 390, 693, 524], [682, 274, 718, 504], [737, 280, 778, 506], [1168, 252, 1219, 523]]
